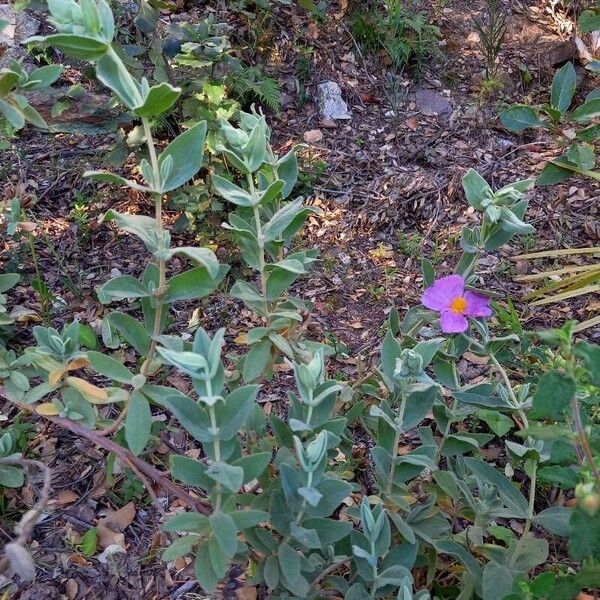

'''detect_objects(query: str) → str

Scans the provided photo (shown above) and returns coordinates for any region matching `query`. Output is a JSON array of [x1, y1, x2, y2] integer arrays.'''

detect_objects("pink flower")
[[421, 274, 492, 334]]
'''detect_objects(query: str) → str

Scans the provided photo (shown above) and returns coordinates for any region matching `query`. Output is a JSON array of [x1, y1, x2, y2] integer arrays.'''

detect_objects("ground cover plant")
[[0, 0, 599, 599]]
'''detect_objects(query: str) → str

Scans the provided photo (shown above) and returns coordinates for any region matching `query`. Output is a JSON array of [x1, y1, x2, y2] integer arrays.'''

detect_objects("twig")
[[97, 404, 128, 437], [49, 413, 210, 515], [0, 456, 52, 580], [2, 394, 210, 516], [124, 456, 166, 518], [0, 457, 52, 543]]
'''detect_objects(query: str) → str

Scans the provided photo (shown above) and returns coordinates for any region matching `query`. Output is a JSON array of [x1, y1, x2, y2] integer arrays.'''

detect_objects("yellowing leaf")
[[65, 377, 108, 403], [36, 403, 60, 416], [67, 357, 91, 371], [49, 367, 67, 386], [234, 334, 247, 344]]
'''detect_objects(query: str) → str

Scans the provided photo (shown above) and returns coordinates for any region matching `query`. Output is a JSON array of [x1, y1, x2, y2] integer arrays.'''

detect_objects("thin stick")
[[3, 395, 210, 515]]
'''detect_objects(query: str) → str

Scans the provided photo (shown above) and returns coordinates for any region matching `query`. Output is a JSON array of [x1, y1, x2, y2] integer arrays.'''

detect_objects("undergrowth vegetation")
[[0, 1, 599, 599]]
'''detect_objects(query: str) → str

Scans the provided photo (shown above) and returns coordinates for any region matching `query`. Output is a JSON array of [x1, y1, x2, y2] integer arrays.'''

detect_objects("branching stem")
[[385, 392, 408, 495]]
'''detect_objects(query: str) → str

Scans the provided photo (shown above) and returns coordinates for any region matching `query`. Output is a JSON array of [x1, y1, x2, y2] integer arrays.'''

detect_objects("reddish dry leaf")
[[65, 578, 78, 600], [54, 490, 80, 505], [97, 502, 136, 548], [236, 586, 258, 600]]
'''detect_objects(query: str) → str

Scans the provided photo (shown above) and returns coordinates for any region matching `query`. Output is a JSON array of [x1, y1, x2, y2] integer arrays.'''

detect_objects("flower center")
[[450, 296, 467, 314]]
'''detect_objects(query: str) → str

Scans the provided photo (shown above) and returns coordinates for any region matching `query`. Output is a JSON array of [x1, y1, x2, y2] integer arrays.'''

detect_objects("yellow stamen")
[[450, 296, 467, 314]]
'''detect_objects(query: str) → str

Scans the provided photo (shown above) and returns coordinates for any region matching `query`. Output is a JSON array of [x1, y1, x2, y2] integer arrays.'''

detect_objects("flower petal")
[[464, 291, 493, 317], [422, 275, 465, 312], [440, 310, 468, 333]]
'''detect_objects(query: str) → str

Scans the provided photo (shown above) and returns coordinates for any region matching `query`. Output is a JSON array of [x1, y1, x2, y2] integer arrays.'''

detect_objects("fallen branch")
[[1, 393, 211, 516]]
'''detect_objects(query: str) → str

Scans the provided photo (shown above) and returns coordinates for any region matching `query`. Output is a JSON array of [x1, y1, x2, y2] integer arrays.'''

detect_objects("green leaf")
[[579, 9, 600, 32], [79, 527, 98, 557], [276, 148, 298, 198], [462, 168, 492, 209], [538, 465, 579, 489], [500, 105, 543, 132], [87, 351, 134, 383], [104, 312, 150, 356], [0, 465, 24, 488], [264, 555, 279, 589], [569, 507, 600, 560], [171, 455, 212, 489], [232, 452, 271, 484], [531, 371, 575, 420], [567, 143, 596, 171], [163, 512, 210, 533], [478, 409, 513, 437], [571, 98, 600, 122], [23, 65, 63, 90], [96, 50, 143, 109], [84, 171, 152, 193], [210, 512, 238, 558], [574, 340, 600, 385], [537, 160, 573, 186], [511, 533, 549, 571], [212, 175, 254, 206], [551, 62, 576, 113], [533, 507, 571, 537], [290, 523, 320, 548], [99, 275, 148, 300], [464, 457, 528, 517], [125, 391, 152, 455], [278, 542, 300, 585], [242, 338, 272, 382], [262, 198, 303, 242], [134, 82, 181, 117], [482, 563, 515, 600], [158, 122, 207, 192], [17, 100, 46, 128], [162, 535, 198, 561], [165, 265, 227, 303], [0, 98, 25, 129], [195, 543, 220, 592], [165, 247, 219, 278], [103, 210, 161, 252], [258, 179, 285, 205], [27, 33, 109, 61], [231, 510, 269, 529], [577, 122, 600, 142], [0, 273, 20, 293], [205, 462, 244, 493]]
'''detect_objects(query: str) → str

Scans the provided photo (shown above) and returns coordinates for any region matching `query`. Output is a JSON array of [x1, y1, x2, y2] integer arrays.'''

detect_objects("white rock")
[[0, 5, 40, 67], [317, 81, 351, 120]]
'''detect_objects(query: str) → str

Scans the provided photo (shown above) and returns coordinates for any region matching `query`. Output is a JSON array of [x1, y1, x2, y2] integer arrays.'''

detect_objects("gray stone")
[[0, 4, 40, 67], [413, 89, 452, 116], [317, 81, 351, 120]]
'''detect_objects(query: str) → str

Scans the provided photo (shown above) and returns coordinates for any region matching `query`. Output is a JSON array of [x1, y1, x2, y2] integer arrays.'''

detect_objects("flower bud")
[[394, 349, 423, 379]]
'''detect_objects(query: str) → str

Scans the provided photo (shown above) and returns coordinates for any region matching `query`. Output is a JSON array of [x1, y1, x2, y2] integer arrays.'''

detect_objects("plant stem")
[[572, 393, 600, 486], [489, 353, 529, 429], [27, 232, 50, 324], [385, 392, 408, 495], [206, 378, 223, 511], [101, 118, 166, 435], [509, 460, 537, 569], [434, 398, 455, 465], [247, 173, 270, 322], [308, 557, 351, 592], [369, 541, 378, 599], [140, 117, 166, 377]]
